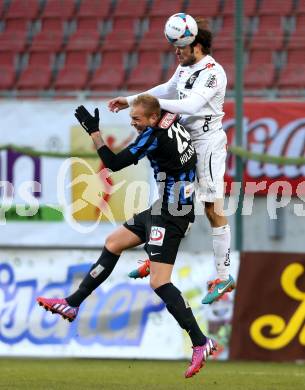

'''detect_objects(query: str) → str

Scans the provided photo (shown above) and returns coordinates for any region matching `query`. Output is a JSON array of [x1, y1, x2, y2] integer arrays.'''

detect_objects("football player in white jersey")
[[108, 17, 235, 304]]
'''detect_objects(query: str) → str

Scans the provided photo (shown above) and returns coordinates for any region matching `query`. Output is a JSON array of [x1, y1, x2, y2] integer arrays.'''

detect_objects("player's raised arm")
[[74, 105, 136, 171]]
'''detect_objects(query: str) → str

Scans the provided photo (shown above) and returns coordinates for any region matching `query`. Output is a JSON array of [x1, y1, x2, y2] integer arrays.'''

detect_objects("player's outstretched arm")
[[74, 105, 137, 172], [108, 97, 129, 112]]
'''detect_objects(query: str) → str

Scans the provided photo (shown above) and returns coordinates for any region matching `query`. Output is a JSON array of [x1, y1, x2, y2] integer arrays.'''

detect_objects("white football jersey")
[[166, 55, 227, 139]]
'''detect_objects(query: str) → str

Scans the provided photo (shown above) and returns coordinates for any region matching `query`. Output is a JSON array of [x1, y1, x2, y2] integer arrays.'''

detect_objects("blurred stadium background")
[[1, 0, 305, 388]]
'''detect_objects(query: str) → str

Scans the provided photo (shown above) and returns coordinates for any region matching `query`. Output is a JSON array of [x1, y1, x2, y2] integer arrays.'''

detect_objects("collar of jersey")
[[189, 54, 213, 69]]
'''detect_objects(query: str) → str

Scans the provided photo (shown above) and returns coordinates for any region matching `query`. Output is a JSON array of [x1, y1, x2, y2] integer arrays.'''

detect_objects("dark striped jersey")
[[98, 111, 197, 218]]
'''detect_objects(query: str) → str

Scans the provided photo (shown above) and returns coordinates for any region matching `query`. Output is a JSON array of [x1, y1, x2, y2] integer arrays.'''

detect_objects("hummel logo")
[[151, 252, 161, 256], [217, 281, 232, 294]]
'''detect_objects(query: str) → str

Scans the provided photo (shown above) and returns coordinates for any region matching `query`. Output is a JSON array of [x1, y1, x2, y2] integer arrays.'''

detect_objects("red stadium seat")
[[212, 49, 234, 67], [244, 64, 275, 89], [125, 51, 164, 90], [223, 64, 235, 89], [214, 15, 249, 48], [278, 64, 305, 89], [30, 18, 66, 52], [0, 66, 15, 89], [0, 31, 28, 51], [66, 30, 100, 51], [295, 0, 305, 15], [185, 0, 220, 18], [0, 0, 8, 17], [258, 0, 294, 16], [5, 0, 40, 19], [286, 49, 305, 64], [287, 15, 305, 49], [126, 64, 163, 90], [102, 51, 125, 67], [249, 16, 285, 50], [138, 16, 173, 50], [102, 31, 136, 51], [28, 51, 55, 67], [164, 62, 179, 80], [213, 33, 234, 50], [256, 15, 284, 32], [77, 0, 112, 18], [113, 0, 148, 18], [66, 14, 103, 51], [0, 18, 31, 51], [17, 67, 53, 90], [76, 16, 103, 32], [64, 51, 91, 67], [0, 51, 18, 66], [137, 51, 164, 66], [102, 18, 138, 51], [248, 49, 274, 65], [222, 0, 257, 17], [0, 51, 17, 89], [53, 51, 92, 89], [250, 32, 284, 50], [294, 15, 305, 33], [90, 67, 125, 91], [149, 0, 185, 17], [17, 52, 55, 90], [3, 18, 30, 32], [54, 66, 89, 90], [42, 0, 76, 19]]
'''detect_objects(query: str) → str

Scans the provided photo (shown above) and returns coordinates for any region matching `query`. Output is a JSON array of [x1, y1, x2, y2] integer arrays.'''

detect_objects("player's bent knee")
[[150, 275, 169, 290], [104, 235, 122, 254]]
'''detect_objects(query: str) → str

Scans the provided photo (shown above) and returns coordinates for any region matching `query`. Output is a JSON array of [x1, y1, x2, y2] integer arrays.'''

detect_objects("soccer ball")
[[164, 13, 198, 47]]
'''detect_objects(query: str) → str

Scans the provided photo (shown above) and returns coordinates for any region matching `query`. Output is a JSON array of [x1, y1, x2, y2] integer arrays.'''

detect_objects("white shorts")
[[192, 130, 227, 203]]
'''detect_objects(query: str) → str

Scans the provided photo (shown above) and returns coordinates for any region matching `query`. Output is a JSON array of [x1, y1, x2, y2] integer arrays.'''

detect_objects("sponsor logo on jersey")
[[148, 226, 166, 246], [158, 112, 178, 129], [205, 74, 217, 88], [205, 63, 215, 69]]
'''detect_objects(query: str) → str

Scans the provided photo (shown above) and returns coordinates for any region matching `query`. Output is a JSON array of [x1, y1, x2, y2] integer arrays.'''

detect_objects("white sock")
[[212, 224, 231, 280]]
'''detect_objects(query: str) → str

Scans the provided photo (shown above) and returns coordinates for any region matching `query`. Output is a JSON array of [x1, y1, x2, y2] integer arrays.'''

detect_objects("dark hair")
[[191, 18, 212, 55]]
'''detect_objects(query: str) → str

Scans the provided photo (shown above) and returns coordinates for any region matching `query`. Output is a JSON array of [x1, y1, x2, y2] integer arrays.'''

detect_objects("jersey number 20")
[[168, 122, 190, 154]]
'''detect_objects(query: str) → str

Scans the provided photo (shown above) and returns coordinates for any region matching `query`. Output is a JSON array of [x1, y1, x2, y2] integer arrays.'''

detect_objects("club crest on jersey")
[[188, 74, 197, 85], [158, 112, 177, 129], [148, 226, 165, 246], [205, 74, 217, 88]]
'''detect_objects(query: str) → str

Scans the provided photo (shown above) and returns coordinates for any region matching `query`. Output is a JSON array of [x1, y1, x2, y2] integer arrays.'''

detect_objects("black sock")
[[66, 247, 120, 307], [154, 283, 207, 347]]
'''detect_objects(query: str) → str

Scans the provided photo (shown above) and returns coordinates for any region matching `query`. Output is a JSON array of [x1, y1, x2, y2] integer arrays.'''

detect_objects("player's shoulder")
[[156, 111, 179, 130], [201, 55, 225, 75]]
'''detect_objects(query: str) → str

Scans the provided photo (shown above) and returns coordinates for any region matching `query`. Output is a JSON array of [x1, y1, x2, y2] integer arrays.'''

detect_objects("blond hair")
[[132, 94, 161, 118]]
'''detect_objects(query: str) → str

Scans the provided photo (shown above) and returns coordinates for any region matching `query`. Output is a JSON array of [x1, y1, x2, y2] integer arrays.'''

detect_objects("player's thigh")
[[146, 214, 190, 265], [106, 209, 149, 252], [105, 225, 143, 253], [194, 131, 227, 203], [150, 261, 174, 289]]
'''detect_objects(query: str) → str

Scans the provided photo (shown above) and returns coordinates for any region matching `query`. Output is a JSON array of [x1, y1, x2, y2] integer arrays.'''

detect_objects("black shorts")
[[123, 207, 192, 265]]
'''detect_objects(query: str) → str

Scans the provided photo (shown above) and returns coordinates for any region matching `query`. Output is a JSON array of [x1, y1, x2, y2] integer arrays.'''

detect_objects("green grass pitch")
[[0, 359, 304, 390]]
